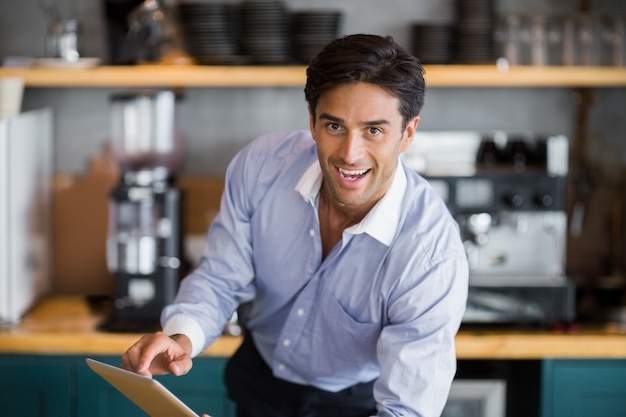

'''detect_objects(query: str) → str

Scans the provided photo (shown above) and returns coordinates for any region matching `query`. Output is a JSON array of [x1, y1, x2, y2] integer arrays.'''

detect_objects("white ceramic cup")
[[0, 77, 25, 117]]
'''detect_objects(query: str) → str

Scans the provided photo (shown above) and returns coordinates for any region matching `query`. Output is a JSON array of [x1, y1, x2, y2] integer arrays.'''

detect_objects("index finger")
[[121, 333, 167, 375], [135, 332, 178, 375]]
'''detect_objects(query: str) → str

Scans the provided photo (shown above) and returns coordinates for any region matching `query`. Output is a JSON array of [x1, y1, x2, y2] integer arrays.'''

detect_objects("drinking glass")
[[600, 14, 626, 66]]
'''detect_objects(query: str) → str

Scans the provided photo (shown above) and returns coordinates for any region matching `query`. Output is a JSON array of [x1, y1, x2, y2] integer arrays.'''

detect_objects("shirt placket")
[[271, 202, 343, 380]]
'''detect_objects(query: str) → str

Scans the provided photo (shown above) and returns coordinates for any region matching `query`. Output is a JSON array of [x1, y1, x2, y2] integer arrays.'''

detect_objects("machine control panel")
[[424, 173, 566, 213]]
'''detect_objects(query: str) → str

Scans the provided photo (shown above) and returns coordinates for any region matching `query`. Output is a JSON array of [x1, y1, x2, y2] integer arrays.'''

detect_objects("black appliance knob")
[[504, 192, 524, 208], [534, 191, 554, 207]]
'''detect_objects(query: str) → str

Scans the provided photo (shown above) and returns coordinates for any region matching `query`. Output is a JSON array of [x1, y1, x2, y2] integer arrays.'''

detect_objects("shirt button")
[[278, 363, 286, 371], [309, 229, 315, 237], [296, 308, 305, 316], [283, 339, 291, 347]]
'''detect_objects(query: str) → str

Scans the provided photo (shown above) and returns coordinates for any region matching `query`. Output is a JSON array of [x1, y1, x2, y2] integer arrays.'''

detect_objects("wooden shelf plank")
[[1, 65, 625, 88], [424, 65, 626, 87], [0, 65, 308, 88]]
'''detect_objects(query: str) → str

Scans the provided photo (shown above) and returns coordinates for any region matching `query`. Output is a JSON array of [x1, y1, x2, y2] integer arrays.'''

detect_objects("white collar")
[[294, 160, 407, 246]]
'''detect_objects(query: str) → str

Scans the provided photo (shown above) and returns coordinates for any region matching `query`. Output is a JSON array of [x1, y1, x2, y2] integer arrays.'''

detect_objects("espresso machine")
[[403, 131, 576, 325], [103, 89, 183, 331]]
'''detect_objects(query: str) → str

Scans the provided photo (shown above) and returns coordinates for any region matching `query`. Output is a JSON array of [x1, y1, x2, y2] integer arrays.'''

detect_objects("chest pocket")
[[291, 293, 382, 378]]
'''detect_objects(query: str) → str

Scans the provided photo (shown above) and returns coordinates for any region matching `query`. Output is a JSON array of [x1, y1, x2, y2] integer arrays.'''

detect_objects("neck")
[[319, 185, 372, 228]]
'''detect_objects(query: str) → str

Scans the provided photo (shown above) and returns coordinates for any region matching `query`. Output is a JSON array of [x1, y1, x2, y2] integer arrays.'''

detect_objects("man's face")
[[309, 82, 420, 212]]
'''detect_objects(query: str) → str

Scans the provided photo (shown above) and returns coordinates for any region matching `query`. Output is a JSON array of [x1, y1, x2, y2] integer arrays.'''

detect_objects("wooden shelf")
[[1, 65, 626, 88], [1, 65, 308, 88], [425, 65, 626, 87]]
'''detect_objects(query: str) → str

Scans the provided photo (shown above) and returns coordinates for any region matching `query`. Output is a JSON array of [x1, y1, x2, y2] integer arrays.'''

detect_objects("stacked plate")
[[239, 0, 291, 64], [291, 10, 343, 64], [178, 2, 245, 64], [455, 0, 495, 64], [410, 24, 456, 64]]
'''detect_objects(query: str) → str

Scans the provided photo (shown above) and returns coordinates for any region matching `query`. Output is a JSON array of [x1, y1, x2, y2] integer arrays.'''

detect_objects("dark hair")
[[304, 34, 426, 128]]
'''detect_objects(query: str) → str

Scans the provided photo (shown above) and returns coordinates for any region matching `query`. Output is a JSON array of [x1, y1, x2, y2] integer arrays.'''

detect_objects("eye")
[[366, 126, 382, 136], [325, 122, 343, 132]]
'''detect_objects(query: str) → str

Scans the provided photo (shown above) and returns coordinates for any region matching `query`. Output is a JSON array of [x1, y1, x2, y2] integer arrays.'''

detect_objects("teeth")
[[339, 168, 368, 175], [338, 168, 369, 179]]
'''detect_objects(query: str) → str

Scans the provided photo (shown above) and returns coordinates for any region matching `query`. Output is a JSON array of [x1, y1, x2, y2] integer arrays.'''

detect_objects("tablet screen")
[[86, 358, 200, 417]]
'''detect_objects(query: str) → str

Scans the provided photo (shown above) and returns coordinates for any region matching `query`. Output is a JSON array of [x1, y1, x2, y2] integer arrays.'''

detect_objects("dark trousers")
[[224, 334, 377, 417]]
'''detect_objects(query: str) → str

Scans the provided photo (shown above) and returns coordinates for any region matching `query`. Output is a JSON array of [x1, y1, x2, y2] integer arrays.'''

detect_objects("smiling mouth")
[[337, 167, 370, 181]]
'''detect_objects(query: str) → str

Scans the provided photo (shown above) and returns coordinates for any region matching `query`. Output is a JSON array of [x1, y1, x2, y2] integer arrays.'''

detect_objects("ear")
[[400, 116, 420, 153]]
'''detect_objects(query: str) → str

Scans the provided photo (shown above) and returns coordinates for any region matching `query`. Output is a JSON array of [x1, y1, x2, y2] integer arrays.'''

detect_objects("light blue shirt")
[[162, 130, 468, 417]]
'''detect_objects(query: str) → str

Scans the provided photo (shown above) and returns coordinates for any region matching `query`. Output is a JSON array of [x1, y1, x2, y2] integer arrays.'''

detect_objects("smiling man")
[[311, 81, 419, 258], [122, 34, 469, 417]]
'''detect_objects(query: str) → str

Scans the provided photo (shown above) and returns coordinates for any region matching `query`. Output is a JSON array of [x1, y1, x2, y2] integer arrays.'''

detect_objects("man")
[[122, 34, 468, 417]]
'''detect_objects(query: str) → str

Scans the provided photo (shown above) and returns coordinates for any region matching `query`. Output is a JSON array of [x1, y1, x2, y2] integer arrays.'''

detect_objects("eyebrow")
[[319, 113, 391, 126]]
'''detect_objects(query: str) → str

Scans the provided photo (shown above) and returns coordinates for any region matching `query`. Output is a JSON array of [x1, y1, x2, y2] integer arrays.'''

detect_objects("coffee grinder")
[[102, 89, 183, 331]]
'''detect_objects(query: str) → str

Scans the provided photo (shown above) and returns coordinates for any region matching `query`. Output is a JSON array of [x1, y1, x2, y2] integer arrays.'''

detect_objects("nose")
[[338, 131, 364, 164]]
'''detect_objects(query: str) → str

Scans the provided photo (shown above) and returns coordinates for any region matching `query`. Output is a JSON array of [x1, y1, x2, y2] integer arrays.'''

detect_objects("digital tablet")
[[85, 358, 200, 417]]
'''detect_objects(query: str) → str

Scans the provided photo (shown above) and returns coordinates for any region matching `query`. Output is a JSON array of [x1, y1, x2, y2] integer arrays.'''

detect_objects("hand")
[[121, 331, 193, 377]]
